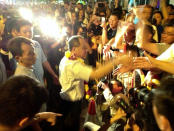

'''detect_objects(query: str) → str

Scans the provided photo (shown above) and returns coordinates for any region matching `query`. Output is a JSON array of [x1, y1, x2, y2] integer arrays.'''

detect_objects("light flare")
[[19, 8, 33, 22]]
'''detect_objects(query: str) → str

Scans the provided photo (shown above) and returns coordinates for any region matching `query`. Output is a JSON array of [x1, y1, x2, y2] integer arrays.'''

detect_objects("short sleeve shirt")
[[32, 40, 47, 85]]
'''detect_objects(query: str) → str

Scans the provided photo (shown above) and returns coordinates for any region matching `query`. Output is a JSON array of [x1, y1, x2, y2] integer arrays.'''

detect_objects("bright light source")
[[19, 8, 33, 22], [38, 17, 67, 41]]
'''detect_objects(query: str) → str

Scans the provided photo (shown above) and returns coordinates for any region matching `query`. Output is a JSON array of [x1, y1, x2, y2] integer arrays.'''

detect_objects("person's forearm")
[[161, 0, 168, 20], [112, 36, 124, 50], [154, 60, 174, 75], [43, 61, 57, 77], [102, 28, 109, 45], [108, 38, 115, 46], [115, 0, 119, 8], [140, 42, 169, 55], [90, 58, 119, 80]]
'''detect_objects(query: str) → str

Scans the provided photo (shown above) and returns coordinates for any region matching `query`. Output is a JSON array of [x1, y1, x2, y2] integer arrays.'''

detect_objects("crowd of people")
[[0, 0, 174, 131]]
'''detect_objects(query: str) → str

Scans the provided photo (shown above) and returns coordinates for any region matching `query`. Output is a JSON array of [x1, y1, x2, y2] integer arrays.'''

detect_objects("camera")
[[116, 98, 134, 118], [128, 86, 153, 108], [98, 2, 105, 8], [116, 86, 160, 130]]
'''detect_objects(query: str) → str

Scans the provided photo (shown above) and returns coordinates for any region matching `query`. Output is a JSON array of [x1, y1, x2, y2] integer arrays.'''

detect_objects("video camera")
[[116, 86, 160, 130]]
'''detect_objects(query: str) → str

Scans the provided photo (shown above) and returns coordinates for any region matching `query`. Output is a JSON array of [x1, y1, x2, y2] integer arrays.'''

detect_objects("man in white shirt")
[[59, 35, 132, 131]]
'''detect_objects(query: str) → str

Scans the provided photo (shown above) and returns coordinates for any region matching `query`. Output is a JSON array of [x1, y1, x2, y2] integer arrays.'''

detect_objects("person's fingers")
[[143, 52, 153, 63], [56, 113, 63, 116], [50, 120, 56, 126]]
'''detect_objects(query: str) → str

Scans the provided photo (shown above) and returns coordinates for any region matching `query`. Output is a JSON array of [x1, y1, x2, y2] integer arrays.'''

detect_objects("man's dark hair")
[[7, 36, 33, 57], [64, 1, 69, 5], [153, 10, 163, 19], [111, 7, 122, 19], [167, 4, 174, 9], [110, 12, 120, 20], [68, 35, 83, 51], [0, 75, 48, 127], [13, 19, 32, 32], [153, 77, 174, 130]]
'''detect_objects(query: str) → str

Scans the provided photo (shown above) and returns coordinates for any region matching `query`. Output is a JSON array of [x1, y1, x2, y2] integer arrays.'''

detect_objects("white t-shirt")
[[59, 56, 92, 101], [157, 44, 174, 62], [14, 64, 37, 81]]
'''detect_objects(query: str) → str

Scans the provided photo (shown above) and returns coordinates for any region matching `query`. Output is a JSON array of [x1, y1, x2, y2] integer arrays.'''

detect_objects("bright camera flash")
[[19, 8, 33, 22]]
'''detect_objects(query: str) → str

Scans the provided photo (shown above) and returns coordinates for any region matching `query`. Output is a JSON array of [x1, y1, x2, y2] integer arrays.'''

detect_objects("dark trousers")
[[59, 98, 82, 131]]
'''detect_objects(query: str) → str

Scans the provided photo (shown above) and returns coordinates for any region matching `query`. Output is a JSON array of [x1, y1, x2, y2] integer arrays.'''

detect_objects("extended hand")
[[36, 112, 62, 126]]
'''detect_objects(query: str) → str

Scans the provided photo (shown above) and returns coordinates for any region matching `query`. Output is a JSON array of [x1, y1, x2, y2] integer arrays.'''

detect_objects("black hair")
[[77, 3, 83, 8], [153, 10, 163, 19], [167, 4, 174, 9], [68, 35, 83, 51], [64, 1, 69, 5], [111, 8, 122, 20], [7, 36, 33, 57], [13, 19, 32, 32], [109, 79, 124, 93], [0, 75, 48, 127], [0, 18, 18, 50]]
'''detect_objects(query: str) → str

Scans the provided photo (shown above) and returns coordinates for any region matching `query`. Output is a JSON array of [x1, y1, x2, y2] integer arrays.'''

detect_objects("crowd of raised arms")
[[0, 0, 174, 131]]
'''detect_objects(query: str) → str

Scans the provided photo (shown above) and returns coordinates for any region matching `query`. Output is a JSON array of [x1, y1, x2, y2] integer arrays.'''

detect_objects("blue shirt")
[[32, 40, 47, 85]]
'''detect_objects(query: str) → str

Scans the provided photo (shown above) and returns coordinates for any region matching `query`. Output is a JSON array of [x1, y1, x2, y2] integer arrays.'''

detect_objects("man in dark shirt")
[[102, 13, 119, 45]]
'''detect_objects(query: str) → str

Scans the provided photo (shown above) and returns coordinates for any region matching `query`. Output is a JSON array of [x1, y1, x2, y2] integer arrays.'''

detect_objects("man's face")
[[109, 15, 118, 30], [71, 13, 77, 21], [64, 4, 69, 10], [18, 43, 36, 67], [142, 7, 152, 20], [17, 25, 33, 39], [167, 6, 173, 13], [93, 17, 101, 26], [161, 26, 174, 44], [74, 38, 88, 59], [134, 6, 152, 21], [77, 3, 82, 10], [153, 13, 162, 25]]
